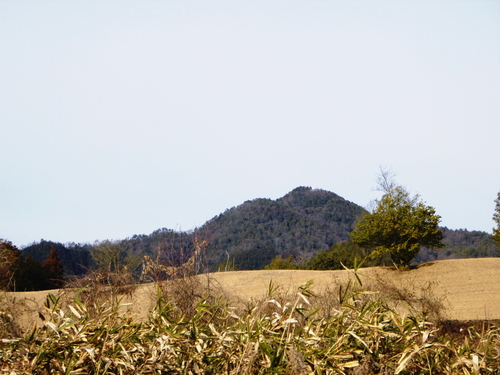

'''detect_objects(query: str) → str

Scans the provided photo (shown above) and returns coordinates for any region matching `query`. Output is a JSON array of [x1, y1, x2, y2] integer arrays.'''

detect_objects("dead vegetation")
[[1, 259, 500, 374]]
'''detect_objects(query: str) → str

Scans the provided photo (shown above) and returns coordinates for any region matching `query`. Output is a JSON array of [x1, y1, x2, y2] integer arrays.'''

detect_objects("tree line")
[[0, 240, 65, 291], [2, 175, 499, 291]]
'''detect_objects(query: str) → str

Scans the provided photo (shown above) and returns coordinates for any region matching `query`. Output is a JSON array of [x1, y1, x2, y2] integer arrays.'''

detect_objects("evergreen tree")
[[493, 191, 500, 248]]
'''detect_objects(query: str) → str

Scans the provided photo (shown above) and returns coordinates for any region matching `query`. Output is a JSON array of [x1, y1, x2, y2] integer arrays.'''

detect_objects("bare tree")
[[374, 167, 398, 193]]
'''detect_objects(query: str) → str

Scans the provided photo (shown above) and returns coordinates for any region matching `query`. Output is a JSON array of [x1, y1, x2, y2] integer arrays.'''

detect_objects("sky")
[[1, 1, 499, 248]]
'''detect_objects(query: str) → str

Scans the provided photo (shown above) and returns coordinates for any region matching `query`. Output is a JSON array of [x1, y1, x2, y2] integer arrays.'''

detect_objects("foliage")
[[415, 227, 499, 263], [307, 241, 383, 270], [1, 278, 500, 374], [350, 183, 444, 267], [493, 191, 500, 248], [90, 240, 142, 274], [265, 254, 303, 270]]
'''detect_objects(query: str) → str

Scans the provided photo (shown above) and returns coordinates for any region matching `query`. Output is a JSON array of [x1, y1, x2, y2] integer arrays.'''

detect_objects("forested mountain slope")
[[20, 187, 499, 276], [201, 186, 366, 269]]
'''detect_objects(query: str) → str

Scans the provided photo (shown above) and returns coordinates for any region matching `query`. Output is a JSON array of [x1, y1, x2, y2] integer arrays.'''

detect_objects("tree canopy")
[[0, 239, 65, 291], [90, 240, 142, 274], [493, 191, 500, 249], [350, 173, 444, 267]]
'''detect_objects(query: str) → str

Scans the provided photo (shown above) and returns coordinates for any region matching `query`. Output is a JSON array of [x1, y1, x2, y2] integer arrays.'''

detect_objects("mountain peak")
[[202, 187, 366, 270]]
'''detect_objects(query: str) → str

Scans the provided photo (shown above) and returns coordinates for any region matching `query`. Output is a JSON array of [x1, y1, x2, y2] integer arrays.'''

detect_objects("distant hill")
[[415, 227, 499, 263], [21, 240, 94, 276], [201, 186, 366, 270], [20, 187, 499, 276]]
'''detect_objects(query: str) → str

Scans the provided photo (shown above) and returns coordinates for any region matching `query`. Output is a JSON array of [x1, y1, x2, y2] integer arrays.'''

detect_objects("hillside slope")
[[201, 186, 366, 269], [206, 258, 500, 321]]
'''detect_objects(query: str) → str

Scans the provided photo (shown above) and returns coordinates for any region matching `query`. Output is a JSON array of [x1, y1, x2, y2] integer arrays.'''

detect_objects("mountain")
[[201, 186, 366, 270], [21, 187, 366, 273], [19, 187, 499, 277]]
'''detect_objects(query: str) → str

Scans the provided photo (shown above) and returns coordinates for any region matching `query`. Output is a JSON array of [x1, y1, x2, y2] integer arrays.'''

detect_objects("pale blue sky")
[[1, 1, 499, 247]]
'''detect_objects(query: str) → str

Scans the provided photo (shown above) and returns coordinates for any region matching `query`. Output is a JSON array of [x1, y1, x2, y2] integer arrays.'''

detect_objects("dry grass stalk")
[[233, 341, 259, 375]]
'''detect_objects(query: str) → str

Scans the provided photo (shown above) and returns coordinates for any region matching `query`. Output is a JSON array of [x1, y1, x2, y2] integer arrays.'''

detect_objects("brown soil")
[[4, 258, 500, 334]]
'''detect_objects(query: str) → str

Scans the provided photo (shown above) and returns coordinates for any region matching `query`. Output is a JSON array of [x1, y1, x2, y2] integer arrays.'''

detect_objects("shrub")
[[265, 255, 303, 270]]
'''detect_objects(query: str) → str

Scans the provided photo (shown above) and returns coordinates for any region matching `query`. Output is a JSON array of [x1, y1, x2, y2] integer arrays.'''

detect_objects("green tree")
[[493, 191, 500, 248], [350, 171, 444, 267]]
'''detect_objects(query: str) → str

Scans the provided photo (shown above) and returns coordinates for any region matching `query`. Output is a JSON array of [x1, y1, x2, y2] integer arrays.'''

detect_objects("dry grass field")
[[207, 257, 500, 321], [6, 257, 500, 334]]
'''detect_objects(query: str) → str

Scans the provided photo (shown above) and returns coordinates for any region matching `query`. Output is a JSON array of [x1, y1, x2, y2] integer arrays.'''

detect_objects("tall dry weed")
[[64, 268, 137, 319]]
